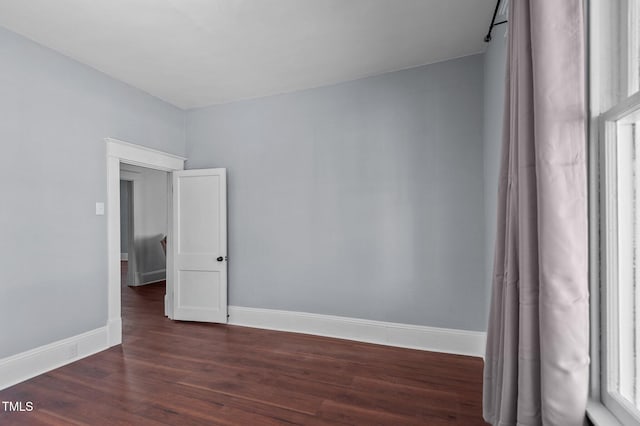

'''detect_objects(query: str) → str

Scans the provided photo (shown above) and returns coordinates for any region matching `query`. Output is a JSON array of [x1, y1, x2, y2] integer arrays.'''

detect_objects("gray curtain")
[[483, 1, 589, 425]]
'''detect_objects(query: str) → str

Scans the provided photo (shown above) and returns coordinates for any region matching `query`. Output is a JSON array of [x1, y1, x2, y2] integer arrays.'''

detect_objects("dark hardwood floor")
[[0, 262, 487, 425]]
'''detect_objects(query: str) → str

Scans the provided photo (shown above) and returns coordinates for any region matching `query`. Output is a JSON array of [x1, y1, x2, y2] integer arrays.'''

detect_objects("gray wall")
[[0, 20, 505, 359], [483, 19, 508, 314], [187, 55, 487, 331], [0, 26, 185, 358]]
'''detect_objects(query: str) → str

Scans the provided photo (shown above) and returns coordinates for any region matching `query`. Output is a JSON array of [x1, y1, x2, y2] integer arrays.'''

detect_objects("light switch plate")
[[95, 202, 105, 215]]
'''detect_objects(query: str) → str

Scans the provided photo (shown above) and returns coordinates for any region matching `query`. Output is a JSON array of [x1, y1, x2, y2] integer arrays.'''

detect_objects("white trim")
[[228, 306, 486, 358], [591, 2, 640, 423], [141, 268, 165, 276], [0, 327, 108, 391], [134, 269, 166, 286], [588, 399, 624, 426], [106, 138, 186, 169], [106, 138, 184, 348], [598, 100, 640, 426], [600, 91, 640, 122], [601, 117, 620, 401], [107, 318, 122, 347]]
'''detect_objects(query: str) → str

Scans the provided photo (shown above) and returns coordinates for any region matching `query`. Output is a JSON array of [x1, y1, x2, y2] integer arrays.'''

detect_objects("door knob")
[[217, 256, 224, 262]]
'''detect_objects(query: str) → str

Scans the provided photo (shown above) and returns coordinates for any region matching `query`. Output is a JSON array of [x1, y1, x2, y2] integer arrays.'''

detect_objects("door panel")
[[178, 175, 220, 254], [172, 169, 227, 323]]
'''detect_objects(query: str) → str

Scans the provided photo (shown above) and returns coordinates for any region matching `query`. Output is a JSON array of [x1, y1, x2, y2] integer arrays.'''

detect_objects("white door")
[[171, 168, 227, 323]]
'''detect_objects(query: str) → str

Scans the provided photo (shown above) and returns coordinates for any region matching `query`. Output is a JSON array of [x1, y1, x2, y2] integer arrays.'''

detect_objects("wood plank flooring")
[[0, 262, 488, 425]]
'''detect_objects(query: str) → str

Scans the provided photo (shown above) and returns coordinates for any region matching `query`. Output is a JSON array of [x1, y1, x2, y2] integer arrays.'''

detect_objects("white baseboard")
[[0, 309, 485, 392], [107, 317, 122, 347], [228, 306, 486, 358], [131, 269, 166, 286], [120, 253, 128, 261], [0, 327, 109, 390]]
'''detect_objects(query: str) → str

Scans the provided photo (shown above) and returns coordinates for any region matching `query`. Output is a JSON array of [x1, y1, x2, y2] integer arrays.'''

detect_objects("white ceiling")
[[0, 0, 495, 109]]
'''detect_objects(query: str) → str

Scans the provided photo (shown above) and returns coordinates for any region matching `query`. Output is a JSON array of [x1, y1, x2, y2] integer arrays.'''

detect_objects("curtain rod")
[[484, 0, 508, 42]]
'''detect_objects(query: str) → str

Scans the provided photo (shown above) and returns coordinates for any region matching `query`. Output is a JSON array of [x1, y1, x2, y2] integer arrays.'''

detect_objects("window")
[[601, 98, 640, 425], [593, 0, 640, 424]]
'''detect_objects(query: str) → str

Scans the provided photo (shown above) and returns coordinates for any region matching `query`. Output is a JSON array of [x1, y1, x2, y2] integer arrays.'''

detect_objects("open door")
[[171, 168, 227, 323]]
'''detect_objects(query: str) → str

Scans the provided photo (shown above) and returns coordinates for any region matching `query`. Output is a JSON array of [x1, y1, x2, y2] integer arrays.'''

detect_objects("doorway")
[[119, 164, 169, 288], [106, 138, 185, 347], [119, 164, 170, 338]]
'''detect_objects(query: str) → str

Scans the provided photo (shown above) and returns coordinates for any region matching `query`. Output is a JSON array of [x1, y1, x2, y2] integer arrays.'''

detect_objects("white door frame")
[[106, 138, 185, 347]]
